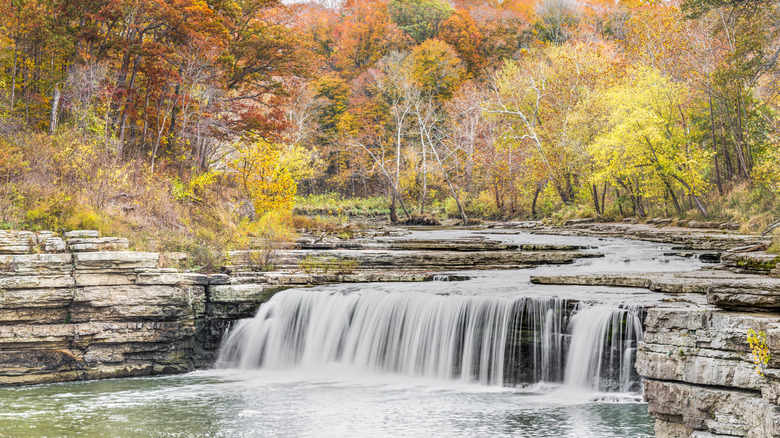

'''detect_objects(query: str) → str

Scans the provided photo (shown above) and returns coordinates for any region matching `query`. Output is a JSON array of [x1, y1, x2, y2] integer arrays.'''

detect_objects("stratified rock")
[[0, 253, 73, 275], [73, 251, 159, 271], [44, 237, 67, 252], [0, 230, 36, 254], [562, 218, 595, 226], [707, 278, 780, 311], [645, 379, 780, 438], [67, 237, 130, 252], [63, 230, 100, 239], [722, 251, 780, 273], [639, 306, 780, 438], [533, 222, 769, 250], [253, 249, 599, 272], [70, 285, 205, 322]]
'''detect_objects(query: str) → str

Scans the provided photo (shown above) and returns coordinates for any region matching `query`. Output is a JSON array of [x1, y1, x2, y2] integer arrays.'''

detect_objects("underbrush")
[[0, 128, 318, 272], [294, 194, 389, 217]]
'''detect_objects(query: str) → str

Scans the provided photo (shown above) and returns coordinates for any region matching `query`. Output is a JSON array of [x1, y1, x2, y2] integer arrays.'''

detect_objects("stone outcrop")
[[533, 222, 769, 250], [638, 307, 780, 438], [532, 258, 780, 437], [230, 248, 600, 272], [0, 240, 209, 385]]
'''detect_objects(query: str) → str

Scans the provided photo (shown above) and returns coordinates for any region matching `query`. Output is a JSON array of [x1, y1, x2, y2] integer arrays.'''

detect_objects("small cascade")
[[216, 289, 645, 392], [563, 305, 643, 392]]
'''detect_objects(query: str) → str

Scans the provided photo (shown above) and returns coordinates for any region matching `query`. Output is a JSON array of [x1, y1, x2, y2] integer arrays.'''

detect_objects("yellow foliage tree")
[[230, 140, 297, 215], [589, 68, 711, 216]]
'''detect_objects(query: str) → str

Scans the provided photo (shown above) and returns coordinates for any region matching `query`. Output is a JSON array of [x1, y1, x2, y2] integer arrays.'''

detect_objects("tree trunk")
[[531, 184, 542, 217], [708, 86, 724, 195], [49, 85, 60, 134], [591, 184, 601, 215], [389, 191, 398, 224], [10, 41, 17, 111]]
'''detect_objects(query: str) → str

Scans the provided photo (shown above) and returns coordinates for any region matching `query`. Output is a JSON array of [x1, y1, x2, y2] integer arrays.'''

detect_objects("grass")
[[294, 194, 389, 217]]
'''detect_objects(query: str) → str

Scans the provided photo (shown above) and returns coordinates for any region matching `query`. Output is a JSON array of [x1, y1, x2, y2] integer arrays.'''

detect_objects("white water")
[[216, 289, 645, 392], [563, 305, 643, 392]]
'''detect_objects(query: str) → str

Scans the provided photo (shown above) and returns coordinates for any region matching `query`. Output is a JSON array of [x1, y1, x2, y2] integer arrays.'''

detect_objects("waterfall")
[[563, 305, 643, 392], [216, 289, 644, 391]]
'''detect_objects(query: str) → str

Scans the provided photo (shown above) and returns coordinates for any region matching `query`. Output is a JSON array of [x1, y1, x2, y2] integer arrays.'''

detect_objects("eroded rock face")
[[639, 307, 780, 437], [0, 231, 212, 385]]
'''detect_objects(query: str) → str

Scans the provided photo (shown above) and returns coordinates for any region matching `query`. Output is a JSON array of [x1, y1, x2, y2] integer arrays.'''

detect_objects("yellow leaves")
[[406, 39, 465, 100], [229, 140, 298, 215], [747, 329, 771, 377], [589, 67, 711, 198]]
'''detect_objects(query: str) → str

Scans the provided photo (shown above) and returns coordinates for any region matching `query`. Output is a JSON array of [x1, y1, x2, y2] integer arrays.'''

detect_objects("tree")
[[332, 0, 400, 78], [487, 42, 614, 205], [439, 10, 486, 75], [388, 0, 454, 44], [534, 0, 580, 44], [590, 68, 711, 217], [229, 140, 297, 215], [405, 39, 465, 101]]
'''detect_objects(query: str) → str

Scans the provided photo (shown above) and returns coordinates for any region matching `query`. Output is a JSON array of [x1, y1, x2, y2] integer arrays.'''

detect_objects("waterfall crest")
[[216, 289, 643, 391]]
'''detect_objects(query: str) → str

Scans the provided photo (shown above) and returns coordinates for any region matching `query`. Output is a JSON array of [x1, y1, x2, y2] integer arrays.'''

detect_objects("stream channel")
[[0, 228, 704, 437]]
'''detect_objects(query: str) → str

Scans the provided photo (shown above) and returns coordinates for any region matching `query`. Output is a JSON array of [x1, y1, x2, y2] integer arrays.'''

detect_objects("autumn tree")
[[405, 39, 465, 101], [487, 42, 614, 205], [439, 10, 486, 75], [388, 0, 454, 44], [590, 68, 711, 217], [229, 140, 297, 215], [331, 0, 400, 78]]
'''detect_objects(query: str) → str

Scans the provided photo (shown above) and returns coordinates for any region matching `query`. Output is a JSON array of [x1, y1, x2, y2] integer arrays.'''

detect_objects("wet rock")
[[533, 223, 769, 251], [529, 272, 720, 294], [259, 249, 599, 272], [722, 251, 780, 273]]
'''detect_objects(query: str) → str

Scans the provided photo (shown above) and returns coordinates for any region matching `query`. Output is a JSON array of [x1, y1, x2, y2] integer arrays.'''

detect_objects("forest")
[[1, 0, 780, 259]]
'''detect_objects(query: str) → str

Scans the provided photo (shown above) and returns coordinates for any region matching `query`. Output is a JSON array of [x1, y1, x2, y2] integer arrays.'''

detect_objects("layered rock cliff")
[[0, 230, 210, 385]]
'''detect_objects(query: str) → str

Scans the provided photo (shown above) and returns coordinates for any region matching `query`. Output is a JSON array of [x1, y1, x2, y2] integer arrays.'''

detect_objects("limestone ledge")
[[228, 248, 600, 272], [0, 229, 131, 254], [531, 270, 780, 311], [640, 306, 780, 437], [531, 223, 769, 250], [646, 379, 780, 438]]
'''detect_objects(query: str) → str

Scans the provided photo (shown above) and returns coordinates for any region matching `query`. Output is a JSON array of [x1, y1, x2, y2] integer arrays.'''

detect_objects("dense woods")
[[2, 0, 780, 251]]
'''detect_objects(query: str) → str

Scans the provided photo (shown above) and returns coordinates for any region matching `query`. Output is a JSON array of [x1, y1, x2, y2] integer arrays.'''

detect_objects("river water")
[[0, 229, 702, 437]]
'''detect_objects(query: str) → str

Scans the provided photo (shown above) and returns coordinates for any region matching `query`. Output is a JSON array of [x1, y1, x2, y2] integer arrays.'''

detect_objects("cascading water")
[[216, 288, 645, 392], [563, 304, 644, 392]]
